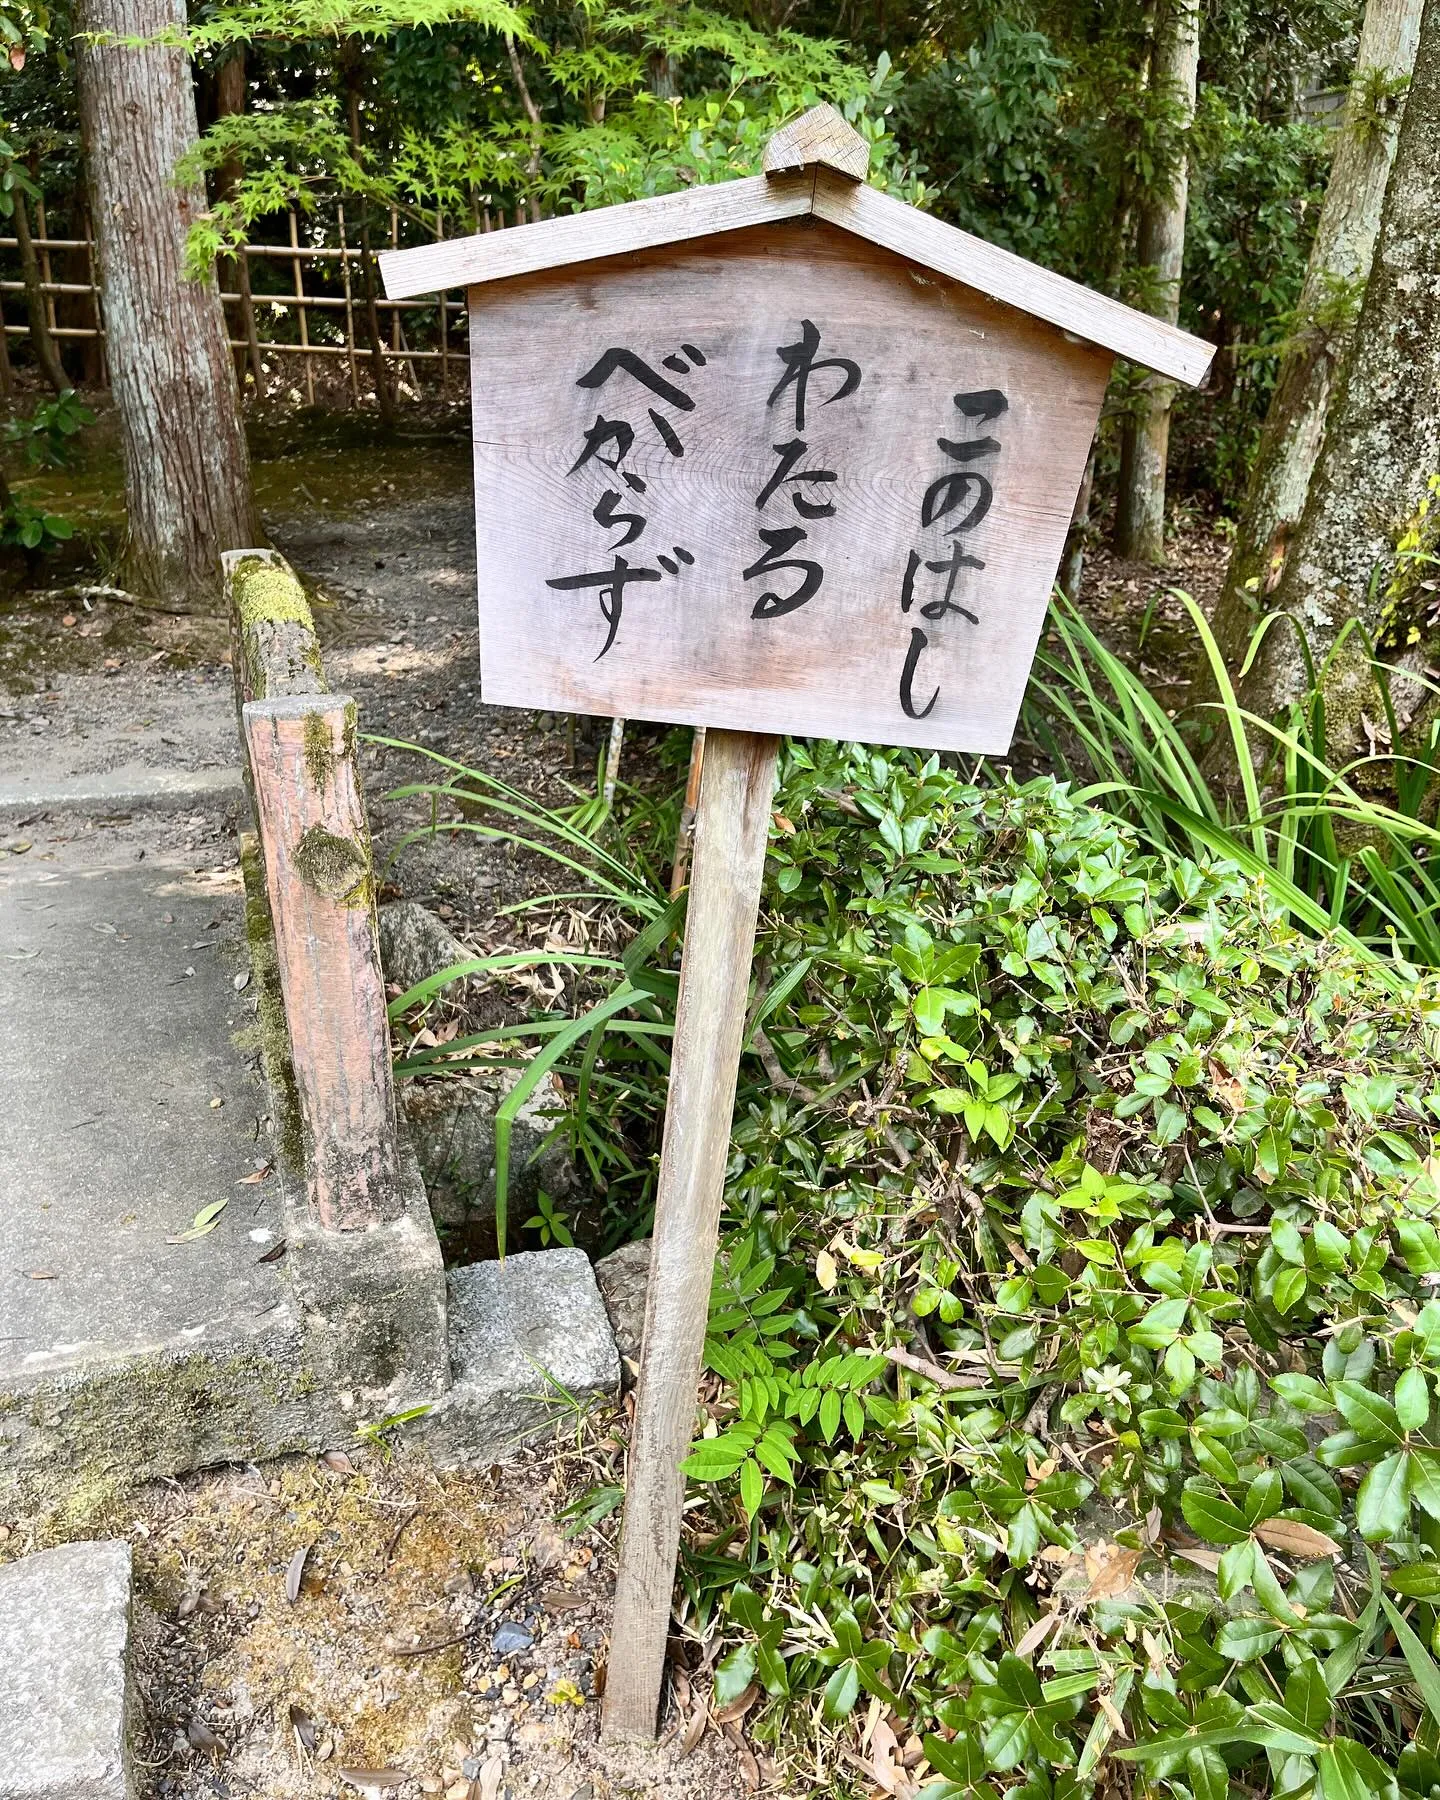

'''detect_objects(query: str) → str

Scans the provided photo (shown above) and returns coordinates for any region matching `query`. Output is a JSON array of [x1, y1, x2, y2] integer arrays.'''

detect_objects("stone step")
[[0, 1540, 135, 1800]]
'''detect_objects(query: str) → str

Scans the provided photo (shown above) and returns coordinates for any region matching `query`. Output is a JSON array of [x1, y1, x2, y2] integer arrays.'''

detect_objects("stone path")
[[0, 1540, 134, 1800], [0, 821, 282, 1382]]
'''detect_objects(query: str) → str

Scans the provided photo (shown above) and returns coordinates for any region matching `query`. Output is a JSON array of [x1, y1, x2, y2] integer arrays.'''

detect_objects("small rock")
[[593, 1238, 651, 1374], [493, 1621, 534, 1654], [0, 1540, 134, 1798], [377, 900, 471, 996]]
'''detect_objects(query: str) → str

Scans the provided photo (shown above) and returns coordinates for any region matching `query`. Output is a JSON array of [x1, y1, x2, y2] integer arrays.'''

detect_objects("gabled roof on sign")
[[380, 104, 1214, 388]]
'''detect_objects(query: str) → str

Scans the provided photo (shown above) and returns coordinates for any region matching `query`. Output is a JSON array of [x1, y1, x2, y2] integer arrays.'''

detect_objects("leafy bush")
[[391, 731, 1440, 1794], [680, 744, 1440, 1796], [1026, 591, 1440, 969], [0, 494, 73, 551], [2, 387, 95, 470]]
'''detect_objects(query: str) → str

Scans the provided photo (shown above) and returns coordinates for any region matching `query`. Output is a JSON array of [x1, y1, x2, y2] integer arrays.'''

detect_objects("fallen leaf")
[[713, 1682, 759, 1724], [1255, 1518, 1341, 1559], [286, 1543, 311, 1604], [25, 1270, 58, 1281], [541, 1587, 587, 1611], [288, 1703, 317, 1750], [1171, 1544, 1222, 1574], [186, 1717, 221, 1753], [679, 1706, 708, 1758], [336, 1772, 411, 1794], [320, 1449, 354, 1475], [1083, 1541, 1144, 1601], [721, 1720, 761, 1790], [477, 1758, 504, 1800], [869, 1715, 903, 1794], [257, 1239, 287, 1264], [1096, 1690, 1129, 1740], [1013, 1609, 1061, 1658], [236, 1164, 273, 1186], [166, 1198, 228, 1244]]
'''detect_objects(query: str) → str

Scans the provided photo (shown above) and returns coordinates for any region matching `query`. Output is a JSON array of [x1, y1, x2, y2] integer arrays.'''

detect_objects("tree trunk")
[[214, 50, 265, 397], [75, 0, 260, 609], [1210, 0, 1422, 674], [1239, 0, 1440, 758], [12, 187, 69, 393], [1114, 0, 1200, 564], [342, 51, 397, 426]]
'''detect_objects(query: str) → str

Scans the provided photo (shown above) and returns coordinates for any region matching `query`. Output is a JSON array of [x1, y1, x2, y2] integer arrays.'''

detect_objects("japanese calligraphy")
[[898, 388, 1008, 719], [548, 342, 705, 657], [745, 319, 861, 620]]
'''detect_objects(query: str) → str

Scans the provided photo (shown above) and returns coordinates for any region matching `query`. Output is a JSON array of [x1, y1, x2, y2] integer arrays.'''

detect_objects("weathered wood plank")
[[381, 165, 1210, 386], [379, 174, 812, 298], [467, 220, 1112, 756], [243, 693, 402, 1232], [602, 728, 779, 1741], [811, 171, 1214, 387], [763, 102, 870, 181]]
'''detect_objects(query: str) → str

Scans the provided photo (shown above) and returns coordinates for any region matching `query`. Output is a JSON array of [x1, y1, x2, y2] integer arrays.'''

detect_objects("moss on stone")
[[2, 1341, 317, 1533], [293, 824, 372, 907], [240, 834, 306, 1178]]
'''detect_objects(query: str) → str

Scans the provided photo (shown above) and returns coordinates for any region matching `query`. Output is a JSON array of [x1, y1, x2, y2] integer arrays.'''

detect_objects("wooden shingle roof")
[[381, 104, 1213, 387]]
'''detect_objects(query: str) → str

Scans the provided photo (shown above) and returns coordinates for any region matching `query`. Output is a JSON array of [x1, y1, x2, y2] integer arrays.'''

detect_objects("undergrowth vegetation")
[[386, 668, 1440, 1797]]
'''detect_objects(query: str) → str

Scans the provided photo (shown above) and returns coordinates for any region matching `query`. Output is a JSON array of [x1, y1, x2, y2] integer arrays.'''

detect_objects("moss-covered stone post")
[[243, 692, 403, 1231]]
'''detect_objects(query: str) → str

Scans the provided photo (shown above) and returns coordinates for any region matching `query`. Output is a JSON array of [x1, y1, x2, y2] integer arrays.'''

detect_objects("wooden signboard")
[[382, 104, 1212, 1742]]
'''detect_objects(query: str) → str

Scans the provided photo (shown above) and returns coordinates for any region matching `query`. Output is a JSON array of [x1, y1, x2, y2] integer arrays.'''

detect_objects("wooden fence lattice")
[[0, 205, 472, 397]]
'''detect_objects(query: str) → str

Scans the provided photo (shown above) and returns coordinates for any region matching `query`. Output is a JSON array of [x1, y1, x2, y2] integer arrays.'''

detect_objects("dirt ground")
[[0, 1429, 756, 1800], [0, 399, 1232, 1799]]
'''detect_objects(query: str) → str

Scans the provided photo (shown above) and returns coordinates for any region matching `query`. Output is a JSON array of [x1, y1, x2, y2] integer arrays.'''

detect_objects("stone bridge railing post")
[[224, 550, 403, 1233]]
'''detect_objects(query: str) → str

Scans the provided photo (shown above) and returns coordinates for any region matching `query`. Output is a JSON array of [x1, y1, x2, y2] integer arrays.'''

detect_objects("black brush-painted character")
[[743, 526, 823, 619], [900, 544, 982, 624], [756, 438, 838, 519], [894, 388, 1009, 720], [768, 320, 861, 432], [567, 344, 708, 488], [547, 546, 694, 660]]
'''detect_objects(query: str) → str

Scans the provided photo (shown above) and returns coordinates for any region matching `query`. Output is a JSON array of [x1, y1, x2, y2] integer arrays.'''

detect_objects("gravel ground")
[[109, 1434, 758, 1800]]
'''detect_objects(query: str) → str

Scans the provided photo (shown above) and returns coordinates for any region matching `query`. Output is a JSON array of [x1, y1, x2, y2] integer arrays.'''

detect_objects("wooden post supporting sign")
[[604, 728, 778, 1733], [382, 103, 1213, 1740]]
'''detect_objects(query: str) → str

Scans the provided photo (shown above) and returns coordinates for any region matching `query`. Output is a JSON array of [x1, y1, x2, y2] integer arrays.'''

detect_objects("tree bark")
[[1114, 0, 1200, 564], [214, 50, 265, 397], [75, 0, 260, 609], [342, 50, 397, 426], [12, 186, 69, 393], [1238, 0, 1440, 757], [1210, 0, 1423, 676]]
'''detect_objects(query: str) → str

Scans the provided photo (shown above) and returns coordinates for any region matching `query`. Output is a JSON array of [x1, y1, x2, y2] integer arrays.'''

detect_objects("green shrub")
[[387, 736, 1440, 1793]]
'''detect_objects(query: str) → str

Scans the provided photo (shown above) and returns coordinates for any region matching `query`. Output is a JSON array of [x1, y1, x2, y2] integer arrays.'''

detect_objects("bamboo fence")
[[0, 205, 472, 397]]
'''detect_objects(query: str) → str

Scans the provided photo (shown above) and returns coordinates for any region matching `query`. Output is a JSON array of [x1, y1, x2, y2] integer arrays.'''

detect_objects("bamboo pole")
[[336, 204, 361, 404], [289, 211, 315, 406]]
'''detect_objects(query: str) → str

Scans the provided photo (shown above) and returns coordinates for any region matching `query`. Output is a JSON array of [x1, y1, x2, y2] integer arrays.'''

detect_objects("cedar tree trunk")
[[1211, 0, 1422, 674], [1114, 0, 1200, 564], [1240, 0, 1440, 757], [75, 0, 259, 609]]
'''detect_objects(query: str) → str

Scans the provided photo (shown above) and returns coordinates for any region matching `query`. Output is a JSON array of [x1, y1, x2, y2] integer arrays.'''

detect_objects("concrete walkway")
[[0, 812, 283, 1382]]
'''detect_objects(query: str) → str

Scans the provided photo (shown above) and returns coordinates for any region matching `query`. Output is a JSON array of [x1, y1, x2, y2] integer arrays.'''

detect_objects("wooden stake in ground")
[[602, 729, 778, 1739]]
